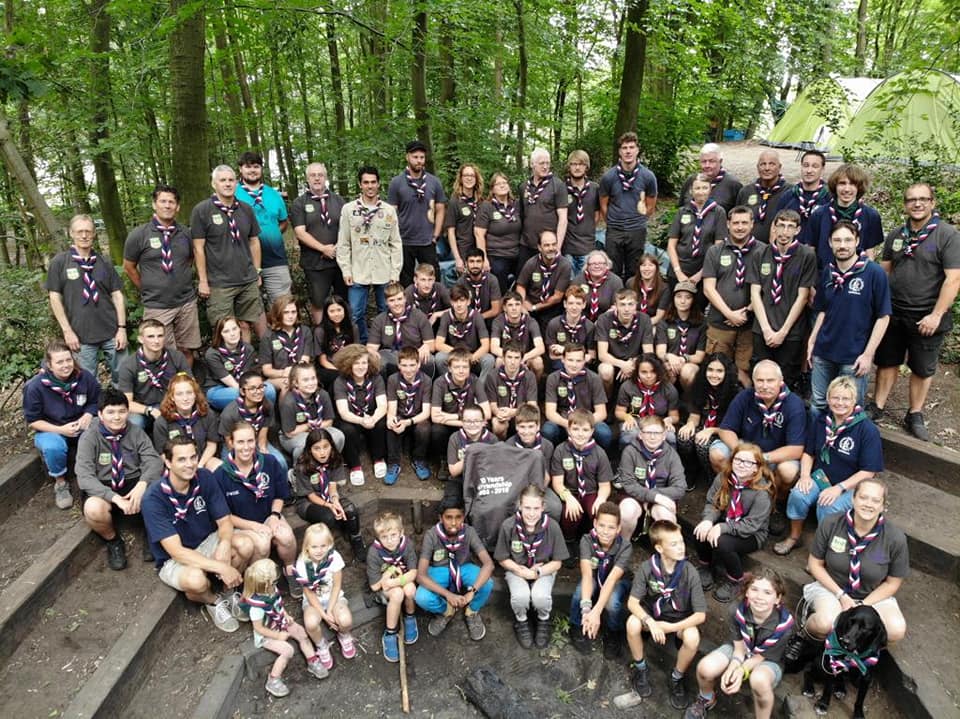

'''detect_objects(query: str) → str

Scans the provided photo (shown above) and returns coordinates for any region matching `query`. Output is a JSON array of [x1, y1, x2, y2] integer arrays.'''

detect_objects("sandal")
[[773, 536, 802, 556]]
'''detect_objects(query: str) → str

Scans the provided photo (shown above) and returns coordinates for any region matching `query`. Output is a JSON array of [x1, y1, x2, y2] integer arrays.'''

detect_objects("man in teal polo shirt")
[[235, 151, 290, 304]]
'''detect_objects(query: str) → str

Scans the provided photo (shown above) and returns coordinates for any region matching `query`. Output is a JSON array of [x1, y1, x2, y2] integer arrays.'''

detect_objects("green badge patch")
[[511, 540, 523, 554], [760, 262, 772, 276], [98, 452, 112, 465], [829, 536, 848, 554], [305, 203, 315, 213], [562, 457, 575, 471], [272, 339, 282, 350], [149, 237, 162, 249], [720, 254, 732, 267], [66, 268, 80, 280]]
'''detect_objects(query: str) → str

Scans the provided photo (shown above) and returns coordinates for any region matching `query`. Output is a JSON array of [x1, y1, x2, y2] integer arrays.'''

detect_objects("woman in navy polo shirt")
[[775, 376, 882, 555]]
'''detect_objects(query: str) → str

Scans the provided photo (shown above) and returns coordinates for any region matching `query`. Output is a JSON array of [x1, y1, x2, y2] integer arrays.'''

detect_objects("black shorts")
[[875, 314, 945, 378]]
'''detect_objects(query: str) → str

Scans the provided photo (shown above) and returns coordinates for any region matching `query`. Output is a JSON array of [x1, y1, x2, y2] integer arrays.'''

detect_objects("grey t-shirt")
[[367, 536, 419, 588], [702, 239, 758, 329], [577, 532, 633, 580], [564, 180, 600, 256], [484, 367, 538, 409], [494, 514, 569, 564], [437, 309, 488, 353], [545, 369, 607, 417], [123, 220, 195, 308], [516, 255, 573, 305], [386, 371, 432, 419], [630, 558, 706, 618], [189, 197, 261, 287], [679, 171, 743, 212], [387, 171, 447, 246], [882, 219, 960, 321], [116, 348, 191, 407], [278, 388, 335, 435], [419, 523, 487, 568], [736, 180, 790, 244], [667, 203, 728, 277], [76, 419, 162, 502], [519, 174, 569, 249], [290, 190, 346, 271], [550, 440, 613, 496], [367, 307, 434, 350], [594, 310, 654, 359], [599, 163, 658, 232], [475, 200, 522, 259], [46, 250, 123, 345], [746, 243, 818, 340]]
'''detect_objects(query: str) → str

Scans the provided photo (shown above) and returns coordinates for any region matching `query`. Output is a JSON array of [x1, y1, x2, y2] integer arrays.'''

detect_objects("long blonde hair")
[[243, 558, 279, 598], [300, 522, 335, 560]]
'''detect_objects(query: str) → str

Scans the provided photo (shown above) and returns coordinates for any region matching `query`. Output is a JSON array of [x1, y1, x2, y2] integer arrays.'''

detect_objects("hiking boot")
[[315, 638, 333, 669], [54, 480, 73, 510], [437, 465, 451, 482], [514, 618, 534, 649], [865, 401, 884, 422], [768, 509, 788, 536], [385, 463, 401, 485], [904, 411, 930, 441], [204, 596, 240, 633], [465, 611, 486, 641], [349, 467, 365, 486], [229, 591, 250, 622], [350, 535, 367, 563], [773, 536, 802, 556], [307, 654, 329, 679], [684, 694, 716, 719], [381, 630, 400, 663], [670, 674, 690, 709], [264, 676, 290, 697], [374, 460, 388, 480], [428, 610, 455, 637], [534, 615, 551, 649], [713, 575, 744, 603], [403, 613, 419, 644], [603, 629, 623, 660], [570, 624, 593, 654], [696, 563, 714, 591], [412, 460, 431, 481], [630, 662, 653, 698], [337, 631, 357, 659], [106, 536, 127, 571]]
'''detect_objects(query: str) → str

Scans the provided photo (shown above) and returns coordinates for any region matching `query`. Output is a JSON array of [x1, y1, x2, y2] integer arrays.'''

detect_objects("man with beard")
[[458, 248, 502, 323], [516, 230, 573, 329], [235, 151, 290, 304]]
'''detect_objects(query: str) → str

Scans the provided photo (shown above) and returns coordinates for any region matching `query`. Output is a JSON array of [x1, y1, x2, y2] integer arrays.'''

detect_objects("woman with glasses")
[[692, 443, 774, 602], [571, 250, 623, 322], [153, 373, 221, 471], [445, 164, 485, 275], [474, 172, 522, 294]]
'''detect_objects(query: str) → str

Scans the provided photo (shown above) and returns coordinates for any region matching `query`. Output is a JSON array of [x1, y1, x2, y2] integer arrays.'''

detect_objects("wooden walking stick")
[[398, 632, 411, 713]]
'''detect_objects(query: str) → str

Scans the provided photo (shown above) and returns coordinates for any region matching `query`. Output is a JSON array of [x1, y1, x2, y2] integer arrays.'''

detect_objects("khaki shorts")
[[706, 326, 754, 372], [208, 281, 264, 325], [144, 301, 202, 350], [157, 531, 220, 591]]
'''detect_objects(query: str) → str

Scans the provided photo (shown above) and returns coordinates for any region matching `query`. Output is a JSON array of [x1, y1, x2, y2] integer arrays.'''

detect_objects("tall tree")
[[411, 2, 434, 169], [613, 0, 649, 158]]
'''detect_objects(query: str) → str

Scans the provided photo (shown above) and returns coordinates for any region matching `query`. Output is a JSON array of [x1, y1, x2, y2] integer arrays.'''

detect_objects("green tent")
[[834, 69, 960, 164], [765, 77, 880, 151]]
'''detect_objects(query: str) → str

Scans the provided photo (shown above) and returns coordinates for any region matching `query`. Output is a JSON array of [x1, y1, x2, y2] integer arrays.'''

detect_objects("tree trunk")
[[326, 16, 348, 194], [212, 12, 247, 155], [855, 0, 868, 74], [169, 0, 209, 219], [553, 79, 567, 161], [514, 0, 528, 173], [269, 52, 297, 197], [439, 24, 456, 171], [226, 10, 260, 151], [613, 0, 649, 161], [367, 0, 388, 117], [64, 126, 92, 214], [411, 3, 434, 171]]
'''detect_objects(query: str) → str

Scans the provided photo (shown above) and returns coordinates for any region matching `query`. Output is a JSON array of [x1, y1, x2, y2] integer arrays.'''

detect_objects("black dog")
[[787, 605, 887, 719]]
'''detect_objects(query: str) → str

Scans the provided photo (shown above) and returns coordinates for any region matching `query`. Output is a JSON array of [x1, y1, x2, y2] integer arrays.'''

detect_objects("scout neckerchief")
[[845, 509, 885, 595], [830, 199, 864, 231], [246, 591, 290, 631], [415, 285, 442, 315], [374, 535, 410, 573], [358, 198, 382, 233], [515, 511, 549, 567], [217, 342, 247, 381], [559, 369, 586, 413], [435, 521, 466, 591], [690, 198, 718, 258], [569, 439, 596, 497], [99, 423, 127, 492], [173, 409, 201, 440], [237, 399, 265, 432], [152, 215, 176, 273], [512, 431, 542, 451], [446, 308, 475, 342], [560, 314, 586, 345], [566, 179, 588, 224], [502, 313, 529, 347], [346, 376, 375, 416], [729, 237, 757, 288], [735, 602, 794, 657], [137, 347, 171, 390], [276, 326, 304, 365], [160, 469, 201, 523], [585, 270, 608, 320], [795, 180, 828, 221], [638, 283, 653, 315], [823, 629, 880, 676], [397, 373, 421, 418], [590, 528, 621, 586], [223, 450, 270, 499], [821, 408, 866, 465], [770, 240, 799, 305], [710, 169, 727, 191], [293, 551, 334, 594], [460, 194, 478, 214], [704, 390, 720, 428], [829, 254, 868, 292], [617, 162, 640, 192], [241, 182, 264, 208], [674, 319, 691, 356], [725, 472, 749, 522], [467, 271, 488, 312], [498, 365, 525, 407], [492, 198, 518, 223], [325, 324, 350, 357], [635, 380, 659, 418], [757, 383, 789, 435], [40, 369, 80, 404], [293, 389, 326, 430], [650, 553, 685, 618], [537, 254, 560, 299], [211, 196, 242, 243], [306, 460, 333, 501], [612, 311, 640, 345], [754, 176, 786, 222], [405, 168, 426, 201], [445, 372, 473, 414], [900, 213, 939, 258], [526, 174, 553, 204], [458, 426, 493, 449], [640, 443, 664, 488], [388, 304, 412, 351], [309, 190, 332, 226], [70, 246, 100, 304]]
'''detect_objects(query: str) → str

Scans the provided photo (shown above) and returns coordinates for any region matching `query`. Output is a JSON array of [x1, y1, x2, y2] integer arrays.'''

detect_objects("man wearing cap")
[[388, 140, 447, 287]]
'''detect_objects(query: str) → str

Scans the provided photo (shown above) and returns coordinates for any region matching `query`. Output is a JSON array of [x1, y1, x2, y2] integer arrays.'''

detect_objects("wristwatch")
[[270, 511, 283, 520]]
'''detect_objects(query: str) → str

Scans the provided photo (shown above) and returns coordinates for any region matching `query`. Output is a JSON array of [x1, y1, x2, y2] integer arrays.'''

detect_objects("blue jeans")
[[564, 254, 587, 276], [787, 481, 855, 522], [206, 383, 277, 412], [348, 283, 387, 345], [570, 578, 630, 630], [489, 256, 516, 295], [415, 564, 494, 614], [542, 420, 613, 450], [811, 356, 867, 412], [34, 432, 72, 477], [77, 339, 119, 384]]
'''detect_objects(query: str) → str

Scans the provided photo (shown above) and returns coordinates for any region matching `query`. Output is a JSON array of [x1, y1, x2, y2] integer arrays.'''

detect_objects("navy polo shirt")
[[719, 388, 806, 453], [805, 414, 883, 485], [213, 453, 290, 522], [801, 203, 884, 268], [142, 469, 229, 567], [812, 261, 891, 365], [22, 369, 100, 425]]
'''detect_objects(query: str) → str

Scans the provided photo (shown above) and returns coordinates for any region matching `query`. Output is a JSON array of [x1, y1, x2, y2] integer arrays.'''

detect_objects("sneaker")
[[865, 401, 884, 422], [773, 536, 802, 556], [713, 576, 743, 603], [54, 480, 73, 510], [514, 618, 533, 649], [106, 537, 127, 571], [403, 613, 419, 644], [229, 592, 250, 622], [603, 629, 623, 659], [670, 674, 690, 710], [350, 535, 367, 563], [904, 411, 930, 441], [534, 615, 551, 649], [374, 460, 388, 479], [768, 509, 788, 537], [204, 596, 240, 633], [381, 630, 400, 663], [684, 694, 716, 719], [265, 676, 290, 697], [697, 563, 714, 591], [412, 460, 431, 481], [287, 574, 304, 600], [570, 624, 593, 654], [385, 464, 401, 485], [307, 655, 329, 679], [465, 611, 486, 641], [428, 610, 455, 637], [630, 662, 653, 698], [338, 631, 357, 659], [315, 638, 334, 669], [349, 467, 365, 486]]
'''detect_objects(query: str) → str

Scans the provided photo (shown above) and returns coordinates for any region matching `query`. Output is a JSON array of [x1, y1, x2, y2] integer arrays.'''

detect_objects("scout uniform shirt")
[[545, 369, 606, 418], [76, 418, 162, 502], [668, 200, 728, 278], [259, 325, 315, 372], [551, 440, 613, 497], [618, 438, 687, 504], [366, 535, 419, 589], [290, 189, 346, 272], [485, 365, 538, 410], [386, 371, 432, 419], [46, 248, 124, 345], [336, 198, 403, 285], [493, 513, 569, 566], [719, 387, 807, 455], [116, 347, 191, 408], [214, 452, 290, 522], [594, 310, 654, 360], [631, 555, 707, 621], [189, 197, 261, 288], [123, 219, 195, 309]]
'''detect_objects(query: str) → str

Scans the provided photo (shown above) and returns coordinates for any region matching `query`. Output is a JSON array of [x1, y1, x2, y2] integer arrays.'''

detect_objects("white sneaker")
[[228, 591, 250, 622], [373, 461, 387, 479], [349, 468, 365, 486], [204, 596, 240, 633]]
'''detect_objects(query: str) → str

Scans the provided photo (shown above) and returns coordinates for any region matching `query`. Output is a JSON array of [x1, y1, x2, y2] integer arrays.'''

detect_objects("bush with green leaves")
[[0, 267, 58, 384]]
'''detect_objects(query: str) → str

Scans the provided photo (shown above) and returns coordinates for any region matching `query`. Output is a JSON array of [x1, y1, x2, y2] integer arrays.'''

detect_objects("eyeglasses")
[[245, 385, 266, 393], [732, 457, 758, 467], [462, 419, 485, 425], [641, 429, 665, 437], [905, 197, 932, 204]]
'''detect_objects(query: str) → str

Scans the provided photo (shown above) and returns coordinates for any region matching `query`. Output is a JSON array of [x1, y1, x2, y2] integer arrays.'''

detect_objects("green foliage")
[[0, 268, 57, 384], [636, 97, 704, 197]]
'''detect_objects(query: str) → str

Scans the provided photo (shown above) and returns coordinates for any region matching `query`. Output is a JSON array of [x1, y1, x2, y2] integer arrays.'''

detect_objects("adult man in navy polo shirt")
[[807, 221, 891, 412], [710, 360, 805, 534], [388, 140, 447, 287], [143, 437, 254, 633], [235, 151, 290, 304], [773, 150, 831, 227]]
